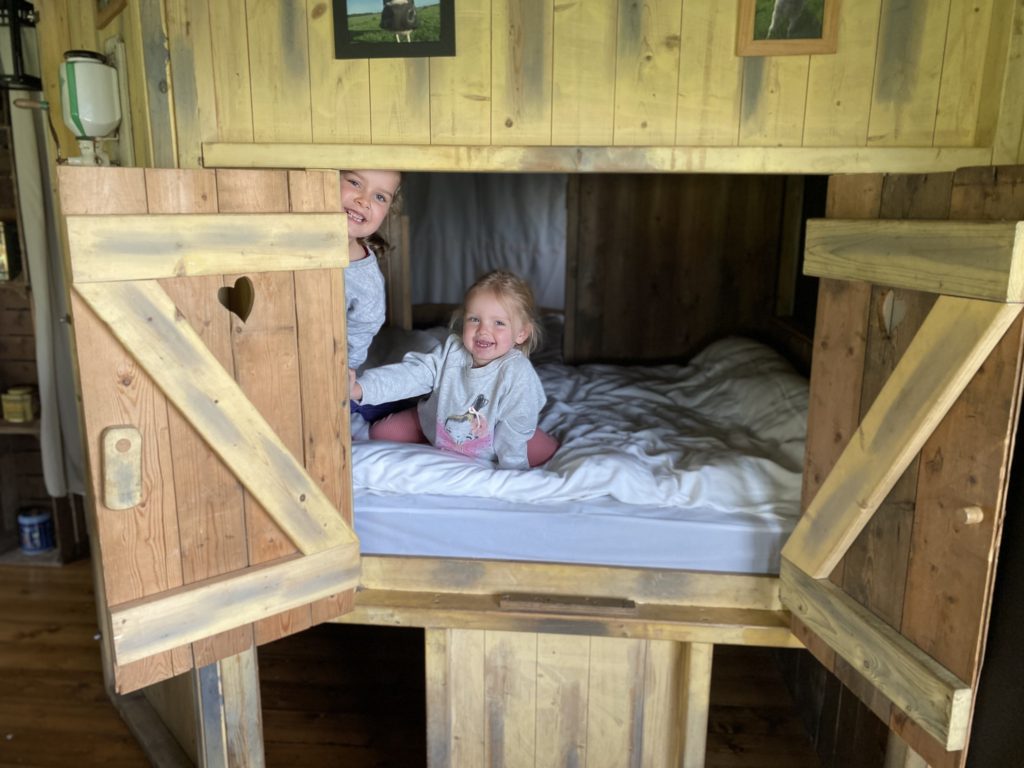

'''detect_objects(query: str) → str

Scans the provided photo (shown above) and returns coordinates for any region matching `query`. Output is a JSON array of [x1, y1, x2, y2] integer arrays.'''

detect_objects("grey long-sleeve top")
[[344, 252, 386, 371], [357, 335, 547, 469]]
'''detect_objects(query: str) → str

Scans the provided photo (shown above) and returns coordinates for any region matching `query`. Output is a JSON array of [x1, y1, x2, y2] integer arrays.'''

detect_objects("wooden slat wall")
[[791, 166, 1024, 768], [61, 166, 352, 693], [426, 628, 702, 766], [567, 173, 788, 364], [34, 0, 1024, 170]]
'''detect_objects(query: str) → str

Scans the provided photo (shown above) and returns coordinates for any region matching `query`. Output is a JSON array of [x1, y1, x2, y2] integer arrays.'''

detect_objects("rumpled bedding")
[[352, 335, 807, 517]]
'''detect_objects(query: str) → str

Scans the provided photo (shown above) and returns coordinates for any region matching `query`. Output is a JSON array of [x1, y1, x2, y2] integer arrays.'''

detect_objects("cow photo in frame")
[[333, 0, 455, 59], [736, 0, 840, 56]]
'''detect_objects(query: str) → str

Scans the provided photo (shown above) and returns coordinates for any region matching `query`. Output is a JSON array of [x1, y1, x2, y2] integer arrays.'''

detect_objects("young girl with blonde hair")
[[350, 270, 559, 469]]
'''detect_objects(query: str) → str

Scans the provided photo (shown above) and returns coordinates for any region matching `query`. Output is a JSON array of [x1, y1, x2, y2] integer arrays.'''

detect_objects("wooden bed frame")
[[59, 165, 1024, 767]]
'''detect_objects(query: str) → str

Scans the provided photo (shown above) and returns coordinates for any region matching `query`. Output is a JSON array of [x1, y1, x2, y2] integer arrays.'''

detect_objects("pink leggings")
[[369, 407, 560, 467]]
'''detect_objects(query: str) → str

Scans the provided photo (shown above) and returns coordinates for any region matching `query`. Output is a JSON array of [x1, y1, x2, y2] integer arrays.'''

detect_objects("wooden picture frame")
[[736, 0, 840, 57], [95, 0, 127, 29], [333, 0, 455, 60]]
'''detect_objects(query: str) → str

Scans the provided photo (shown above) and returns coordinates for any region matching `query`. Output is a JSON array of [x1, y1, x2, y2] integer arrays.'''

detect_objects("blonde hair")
[[451, 270, 543, 357]]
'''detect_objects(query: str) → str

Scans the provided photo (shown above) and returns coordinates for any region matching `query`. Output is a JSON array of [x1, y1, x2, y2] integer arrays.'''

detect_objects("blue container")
[[17, 508, 55, 555]]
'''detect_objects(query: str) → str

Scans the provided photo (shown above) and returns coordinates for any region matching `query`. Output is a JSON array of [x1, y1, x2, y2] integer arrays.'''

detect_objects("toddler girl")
[[350, 270, 559, 469]]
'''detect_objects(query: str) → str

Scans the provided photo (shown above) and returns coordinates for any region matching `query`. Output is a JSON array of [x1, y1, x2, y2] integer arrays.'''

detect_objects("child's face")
[[462, 290, 531, 367], [340, 170, 401, 241]]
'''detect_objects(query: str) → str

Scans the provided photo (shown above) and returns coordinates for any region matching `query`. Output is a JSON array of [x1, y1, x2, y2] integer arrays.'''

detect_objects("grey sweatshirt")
[[344, 252, 386, 371], [357, 335, 547, 469]]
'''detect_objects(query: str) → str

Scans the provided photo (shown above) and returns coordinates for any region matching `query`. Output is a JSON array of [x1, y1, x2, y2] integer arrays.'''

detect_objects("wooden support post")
[[195, 648, 265, 768], [678, 642, 713, 768]]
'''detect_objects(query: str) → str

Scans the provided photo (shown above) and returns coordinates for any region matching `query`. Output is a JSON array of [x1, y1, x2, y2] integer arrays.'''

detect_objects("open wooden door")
[[781, 167, 1024, 767], [59, 166, 359, 694]]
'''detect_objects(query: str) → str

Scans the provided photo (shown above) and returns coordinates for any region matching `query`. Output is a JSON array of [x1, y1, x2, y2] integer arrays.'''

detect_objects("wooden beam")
[[805, 219, 1024, 302], [780, 560, 971, 751], [782, 296, 1022, 577], [359, 555, 784, 610], [202, 142, 993, 175], [74, 280, 358, 551], [66, 213, 346, 283], [111, 543, 359, 666], [337, 589, 802, 647]]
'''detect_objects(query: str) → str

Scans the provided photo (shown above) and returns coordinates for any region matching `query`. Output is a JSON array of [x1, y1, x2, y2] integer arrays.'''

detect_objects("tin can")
[[2, 386, 35, 422], [17, 508, 55, 555]]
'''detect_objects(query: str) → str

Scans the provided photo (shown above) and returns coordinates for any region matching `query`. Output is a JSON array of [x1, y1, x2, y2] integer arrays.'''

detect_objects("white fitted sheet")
[[352, 335, 807, 574]]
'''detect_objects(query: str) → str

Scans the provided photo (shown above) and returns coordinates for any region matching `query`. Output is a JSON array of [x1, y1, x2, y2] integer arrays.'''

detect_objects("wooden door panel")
[[788, 166, 1024, 766], [60, 167, 357, 693]]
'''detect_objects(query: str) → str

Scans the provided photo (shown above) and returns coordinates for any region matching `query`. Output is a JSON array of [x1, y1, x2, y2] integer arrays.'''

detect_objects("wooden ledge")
[[336, 588, 802, 648], [202, 143, 993, 175]]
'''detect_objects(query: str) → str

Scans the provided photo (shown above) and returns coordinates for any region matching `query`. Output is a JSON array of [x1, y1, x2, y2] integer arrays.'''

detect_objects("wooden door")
[[60, 166, 358, 694], [781, 167, 1024, 767]]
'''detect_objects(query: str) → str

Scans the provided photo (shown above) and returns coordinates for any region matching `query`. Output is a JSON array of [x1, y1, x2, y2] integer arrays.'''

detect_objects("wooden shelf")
[[0, 418, 39, 436], [0, 544, 62, 567]]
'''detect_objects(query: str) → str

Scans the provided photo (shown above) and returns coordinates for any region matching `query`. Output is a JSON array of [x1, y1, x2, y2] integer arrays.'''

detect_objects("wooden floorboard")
[[0, 559, 149, 767], [1, 558, 822, 767]]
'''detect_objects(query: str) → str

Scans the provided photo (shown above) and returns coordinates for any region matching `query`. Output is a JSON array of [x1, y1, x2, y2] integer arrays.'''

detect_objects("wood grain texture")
[[145, 168, 254, 669], [867, 0, 952, 146], [803, 0, 884, 146], [803, 219, 1024, 301], [535, 633, 590, 768], [570, 174, 783, 363], [246, 0, 311, 142], [829, 172, 954, 739], [61, 166, 192, 693], [550, 0, 617, 145], [369, 58, 431, 144], [783, 296, 1022, 577], [308, 0, 372, 143], [358, 555, 784, 610], [613, 0, 683, 146], [491, 0, 554, 145], [287, 170, 355, 625], [163, 0, 218, 169], [780, 560, 971, 751], [887, 164, 1024, 768], [110, 543, 360, 666], [933, 0, 996, 147], [739, 56, 810, 147], [65, 212, 346, 282], [430, 0, 492, 145], [202, 142, 995, 173], [338, 589, 800, 647], [215, 168, 312, 646], [73, 280, 356, 553], [676, 1, 743, 146]]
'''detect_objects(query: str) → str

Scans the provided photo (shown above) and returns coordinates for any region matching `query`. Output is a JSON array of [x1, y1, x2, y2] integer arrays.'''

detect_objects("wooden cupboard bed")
[[59, 165, 1024, 768]]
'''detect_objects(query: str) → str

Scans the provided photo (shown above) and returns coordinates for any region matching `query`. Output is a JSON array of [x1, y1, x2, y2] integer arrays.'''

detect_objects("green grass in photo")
[[348, 2, 441, 44]]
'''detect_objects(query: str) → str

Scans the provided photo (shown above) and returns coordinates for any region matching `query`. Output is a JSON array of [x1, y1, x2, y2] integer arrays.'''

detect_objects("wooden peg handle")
[[958, 506, 984, 525]]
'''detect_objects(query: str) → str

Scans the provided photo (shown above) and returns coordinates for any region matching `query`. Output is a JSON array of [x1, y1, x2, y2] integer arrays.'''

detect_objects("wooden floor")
[[1, 558, 821, 768]]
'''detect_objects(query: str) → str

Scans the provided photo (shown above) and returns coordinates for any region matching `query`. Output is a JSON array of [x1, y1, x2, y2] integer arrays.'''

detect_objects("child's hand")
[[349, 368, 362, 402]]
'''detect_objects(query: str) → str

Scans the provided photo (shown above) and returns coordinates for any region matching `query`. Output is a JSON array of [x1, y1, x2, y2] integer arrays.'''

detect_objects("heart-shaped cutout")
[[217, 276, 255, 323]]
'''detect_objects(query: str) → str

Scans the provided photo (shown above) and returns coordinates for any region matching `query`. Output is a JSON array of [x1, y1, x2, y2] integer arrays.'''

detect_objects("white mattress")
[[353, 334, 808, 574]]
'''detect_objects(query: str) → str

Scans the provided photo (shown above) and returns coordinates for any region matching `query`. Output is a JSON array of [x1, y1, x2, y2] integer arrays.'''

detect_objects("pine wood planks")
[[61, 166, 356, 692]]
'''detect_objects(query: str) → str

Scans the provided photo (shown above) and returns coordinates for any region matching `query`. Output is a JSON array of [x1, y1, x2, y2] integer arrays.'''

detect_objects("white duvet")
[[352, 336, 808, 515]]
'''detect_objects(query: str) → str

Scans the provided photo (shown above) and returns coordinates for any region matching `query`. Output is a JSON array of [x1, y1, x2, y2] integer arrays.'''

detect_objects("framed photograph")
[[333, 0, 455, 60], [736, 0, 840, 57], [95, 0, 127, 29]]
